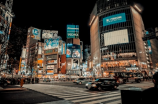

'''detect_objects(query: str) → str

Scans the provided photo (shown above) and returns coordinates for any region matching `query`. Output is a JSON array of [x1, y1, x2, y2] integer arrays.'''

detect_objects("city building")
[[89, 0, 147, 76], [66, 25, 83, 78], [25, 27, 41, 76], [0, 0, 14, 70]]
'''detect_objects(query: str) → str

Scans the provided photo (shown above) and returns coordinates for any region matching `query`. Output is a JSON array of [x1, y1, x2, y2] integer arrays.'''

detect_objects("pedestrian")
[[141, 72, 158, 104], [20, 78, 24, 88]]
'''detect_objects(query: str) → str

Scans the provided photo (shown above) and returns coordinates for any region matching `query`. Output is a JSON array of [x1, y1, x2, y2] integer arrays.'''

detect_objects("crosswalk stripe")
[[105, 100, 121, 104], [71, 93, 120, 103], [65, 93, 120, 101], [80, 96, 121, 104]]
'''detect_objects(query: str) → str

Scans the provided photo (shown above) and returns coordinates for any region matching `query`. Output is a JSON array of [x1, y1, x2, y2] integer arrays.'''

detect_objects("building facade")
[[89, 0, 147, 75], [0, 0, 14, 70]]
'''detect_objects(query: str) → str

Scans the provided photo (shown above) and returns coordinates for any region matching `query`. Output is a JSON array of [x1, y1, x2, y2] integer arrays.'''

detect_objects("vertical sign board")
[[61, 54, 66, 74], [61, 42, 66, 55], [146, 31, 152, 54], [67, 25, 79, 38]]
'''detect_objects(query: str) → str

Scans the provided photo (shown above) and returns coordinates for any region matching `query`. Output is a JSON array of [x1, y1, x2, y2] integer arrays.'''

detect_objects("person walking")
[[141, 72, 158, 104], [20, 78, 24, 88]]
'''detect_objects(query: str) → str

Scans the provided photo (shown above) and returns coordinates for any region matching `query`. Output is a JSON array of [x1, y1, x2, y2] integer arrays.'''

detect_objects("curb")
[[0, 88, 28, 92]]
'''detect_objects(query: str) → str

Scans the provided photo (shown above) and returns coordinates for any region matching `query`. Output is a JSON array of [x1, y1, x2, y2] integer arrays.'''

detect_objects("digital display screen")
[[103, 13, 126, 26], [72, 49, 80, 58], [66, 44, 80, 58], [104, 29, 129, 46]]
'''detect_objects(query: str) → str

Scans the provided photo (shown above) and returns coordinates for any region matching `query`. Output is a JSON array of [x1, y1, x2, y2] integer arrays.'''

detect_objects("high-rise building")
[[66, 25, 83, 77], [0, 0, 14, 70], [89, 0, 147, 76]]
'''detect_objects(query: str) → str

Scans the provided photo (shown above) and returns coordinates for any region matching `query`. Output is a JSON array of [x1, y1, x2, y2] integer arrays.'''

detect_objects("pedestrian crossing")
[[22, 84, 123, 104], [20, 82, 154, 104]]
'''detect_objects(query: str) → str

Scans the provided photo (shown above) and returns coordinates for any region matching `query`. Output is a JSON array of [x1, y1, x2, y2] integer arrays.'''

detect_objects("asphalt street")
[[0, 81, 154, 104]]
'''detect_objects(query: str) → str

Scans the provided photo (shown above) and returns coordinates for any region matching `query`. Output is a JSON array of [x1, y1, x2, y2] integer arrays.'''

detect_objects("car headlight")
[[92, 84, 96, 87], [85, 83, 88, 86]]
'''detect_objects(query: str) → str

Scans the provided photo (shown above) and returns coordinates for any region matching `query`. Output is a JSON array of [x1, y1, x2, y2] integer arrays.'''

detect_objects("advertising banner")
[[147, 40, 152, 54], [103, 13, 126, 27], [47, 65, 54, 69], [146, 31, 152, 54], [104, 29, 129, 46], [27, 27, 41, 40], [21, 60, 26, 70], [61, 55, 66, 74], [46, 55, 57, 60], [62, 42, 66, 55], [67, 25, 79, 38], [66, 44, 81, 58], [22, 48, 26, 58], [42, 30, 58, 39], [47, 70, 54, 75], [44, 37, 61, 50], [38, 47, 42, 54], [37, 59, 43, 67], [47, 60, 57, 64]]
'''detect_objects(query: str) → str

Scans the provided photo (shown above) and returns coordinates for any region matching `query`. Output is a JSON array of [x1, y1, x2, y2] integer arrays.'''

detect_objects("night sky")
[[10, 0, 158, 46]]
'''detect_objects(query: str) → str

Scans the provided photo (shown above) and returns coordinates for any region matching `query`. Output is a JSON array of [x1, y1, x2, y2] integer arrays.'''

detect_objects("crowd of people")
[[0, 77, 39, 86]]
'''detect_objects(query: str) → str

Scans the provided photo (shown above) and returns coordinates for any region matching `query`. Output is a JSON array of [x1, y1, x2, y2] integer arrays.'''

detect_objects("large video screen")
[[44, 37, 61, 50], [66, 44, 80, 58], [103, 13, 126, 27], [104, 29, 129, 46]]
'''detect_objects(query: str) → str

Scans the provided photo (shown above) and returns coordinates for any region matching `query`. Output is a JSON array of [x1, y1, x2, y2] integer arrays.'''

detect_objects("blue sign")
[[0, 30, 4, 34], [67, 25, 79, 38], [32, 29, 39, 35], [147, 40, 152, 54], [31, 27, 41, 40], [103, 13, 126, 27], [146, 31, 152, 54], [61, 43, 66, 55]]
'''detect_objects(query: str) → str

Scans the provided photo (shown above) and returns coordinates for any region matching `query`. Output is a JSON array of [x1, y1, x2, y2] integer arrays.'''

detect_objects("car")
[[43, 78, 51, 82], [109, 72, 143, 84], [76, 78, 91, 85], [73, 78, 78, 83], [85, 78, 119, 91]]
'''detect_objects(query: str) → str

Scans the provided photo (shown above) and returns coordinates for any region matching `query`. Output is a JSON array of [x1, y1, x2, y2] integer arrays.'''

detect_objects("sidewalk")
[[0, 85, 64, 104]]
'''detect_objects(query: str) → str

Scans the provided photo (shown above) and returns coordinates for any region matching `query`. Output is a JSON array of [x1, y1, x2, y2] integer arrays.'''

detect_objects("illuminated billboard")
[[21, 48, 26, 58], [62, 42, 66, 55], [38, 47, 42, 54], [47, 70, 54, 75], [28, 27, 41, 40], [104, 29, 129, 46], [42, 30, 58, 39], [103, 13, 126, 26], [61, 55, 66, 74], [44, 37, 61, 50], [47, 65, 54, 69], [66, 44, 80, 58], [67, 25, 79, 38], [146, 31, 152, 54], [47, 60, 57, 64]]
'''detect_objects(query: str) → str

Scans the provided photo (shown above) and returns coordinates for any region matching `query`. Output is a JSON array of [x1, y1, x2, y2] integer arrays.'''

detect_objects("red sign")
[[61, 55, 66, 74]]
